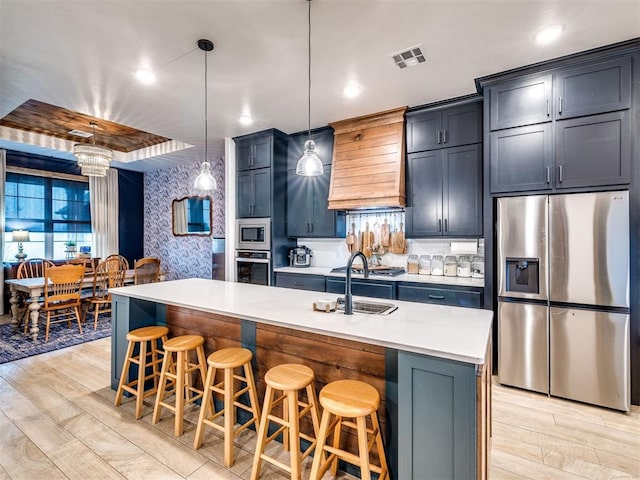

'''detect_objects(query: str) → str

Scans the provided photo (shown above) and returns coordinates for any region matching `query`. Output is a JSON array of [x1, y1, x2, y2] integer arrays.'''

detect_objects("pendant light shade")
[[194, 38, 217, 192], [73, 122, 112, 177], [296, 0, 323, 177]]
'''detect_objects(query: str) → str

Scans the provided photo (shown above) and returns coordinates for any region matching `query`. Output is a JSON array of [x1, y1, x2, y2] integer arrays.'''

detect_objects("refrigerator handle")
[[546, 166, 550, 184], [558, 165, 563, 183]]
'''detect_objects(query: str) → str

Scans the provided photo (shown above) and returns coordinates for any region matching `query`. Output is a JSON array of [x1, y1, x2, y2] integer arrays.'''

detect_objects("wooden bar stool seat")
[[251, 363, 321, 480], [193, 347, 261, 467], [152, 334, 207, 436], [115, 326, 169, 419], [309, 379, 389, 480]]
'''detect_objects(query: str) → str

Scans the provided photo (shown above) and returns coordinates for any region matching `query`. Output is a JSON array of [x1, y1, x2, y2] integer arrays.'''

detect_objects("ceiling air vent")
[[68, 129, 93, 138], [390, 45, 427, 69]]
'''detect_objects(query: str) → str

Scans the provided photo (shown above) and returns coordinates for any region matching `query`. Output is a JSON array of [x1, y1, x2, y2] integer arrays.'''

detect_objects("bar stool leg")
[[175, 350, 185, 437], [251, 385, 275, 480], [244, 362, 262, 421], [372, 412, 389, 480], [287, 389, 301, 480], [193, 364, 216, 449], [330, 415, 343, 477], [223, 365, 234, 467], [134, 340, 147, 420], [115, 340, 136, 407], [356, 416, 371, 480], [309, 408, 332, 480], [153, 352, 171, 424]]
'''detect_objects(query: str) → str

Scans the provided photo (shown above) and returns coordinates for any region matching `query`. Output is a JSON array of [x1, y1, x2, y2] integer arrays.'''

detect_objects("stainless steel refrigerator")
[[497, 191, 630, 411]]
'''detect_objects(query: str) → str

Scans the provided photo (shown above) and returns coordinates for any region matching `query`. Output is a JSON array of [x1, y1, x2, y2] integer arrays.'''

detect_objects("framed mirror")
[[172, 195, 212, 236]]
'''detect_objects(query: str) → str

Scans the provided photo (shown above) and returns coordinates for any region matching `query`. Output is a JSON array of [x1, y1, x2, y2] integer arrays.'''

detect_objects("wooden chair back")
[[43, 264, 85, 308], [17, 258, 55, 279], [92, 258, 127, 300], [134, 257, 161, 285], [105, 254, 130, 271], [66, 257, 94, 274]]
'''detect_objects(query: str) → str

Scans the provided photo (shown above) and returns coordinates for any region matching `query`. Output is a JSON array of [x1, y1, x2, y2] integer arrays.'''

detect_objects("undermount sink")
[[336, 297, 398, 315]]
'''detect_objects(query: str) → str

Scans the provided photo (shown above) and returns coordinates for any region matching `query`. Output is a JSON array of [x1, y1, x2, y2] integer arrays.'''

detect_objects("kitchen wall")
[[144, 157, 225, 280]]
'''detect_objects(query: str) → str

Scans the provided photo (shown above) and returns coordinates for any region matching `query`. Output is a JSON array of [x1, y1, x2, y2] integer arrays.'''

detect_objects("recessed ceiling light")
[[535, 24, 564, 45], [135, 68, 157, 85], [343, 84, 362, 98], [239, 114, 253, 125]]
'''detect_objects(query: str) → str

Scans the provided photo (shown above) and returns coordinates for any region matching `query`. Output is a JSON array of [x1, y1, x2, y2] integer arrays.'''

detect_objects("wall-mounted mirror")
[[172, 196, 212, 236]]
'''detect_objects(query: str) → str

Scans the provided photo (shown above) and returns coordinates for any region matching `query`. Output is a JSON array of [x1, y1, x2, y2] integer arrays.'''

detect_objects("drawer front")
[[275, 273, 325, 292], [325, 278, 395, 300], [397, 284, 482, 308]]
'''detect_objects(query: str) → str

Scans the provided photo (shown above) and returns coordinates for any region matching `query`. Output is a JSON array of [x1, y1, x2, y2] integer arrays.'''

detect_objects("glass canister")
[[419, 255, 431, 275], [472, 256, 485, 278], [407, 254, 420, 274], [444, 255, 458, 277], [456, 255, 471, 277], [430, 255, 444, 276]]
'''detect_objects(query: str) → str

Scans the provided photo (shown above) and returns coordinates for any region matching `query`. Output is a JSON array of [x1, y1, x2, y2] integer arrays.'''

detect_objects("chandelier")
[[73, 122, 113, 177]]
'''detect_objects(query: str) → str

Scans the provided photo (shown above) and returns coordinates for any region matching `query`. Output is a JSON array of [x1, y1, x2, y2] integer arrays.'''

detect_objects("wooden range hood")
[[327, 106, 407, 210]]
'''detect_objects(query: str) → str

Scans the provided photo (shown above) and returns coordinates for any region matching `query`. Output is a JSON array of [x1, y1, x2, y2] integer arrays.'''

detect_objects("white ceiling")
[[1, 0, 639, 172]]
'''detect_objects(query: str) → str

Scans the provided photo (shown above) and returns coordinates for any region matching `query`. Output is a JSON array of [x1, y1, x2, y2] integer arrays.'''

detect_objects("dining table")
[[5, 269, 166, 341]]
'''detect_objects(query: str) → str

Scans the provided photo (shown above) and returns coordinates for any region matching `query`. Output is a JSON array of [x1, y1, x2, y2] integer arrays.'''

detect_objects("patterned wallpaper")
[[143, 157, 225, 280]]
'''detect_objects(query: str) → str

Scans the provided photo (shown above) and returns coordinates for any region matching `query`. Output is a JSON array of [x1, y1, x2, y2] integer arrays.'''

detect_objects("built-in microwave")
[[236, 218, 271, 251]]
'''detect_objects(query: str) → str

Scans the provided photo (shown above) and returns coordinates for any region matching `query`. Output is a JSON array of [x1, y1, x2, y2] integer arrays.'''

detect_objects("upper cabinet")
[[405, 98, 483, 238], [236, 134, 272, 171], [484, 55, 633, 194], [287, 127, 346, 238], [407, 102, 482, 153], [234, 129, 288, 219]]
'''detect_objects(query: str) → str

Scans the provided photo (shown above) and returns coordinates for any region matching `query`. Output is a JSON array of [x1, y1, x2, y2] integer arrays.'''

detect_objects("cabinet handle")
[[294, 282, 303, 286], [546, 99, 550, 117], [437, 131, 442, 144], [307, 222, 311, 233], [444, 219, 448, 232], [310, 222, 313, 233], [428, 294, 445, 300], [443, 130, 448, 144], [558, 96, 562, 115], [546, 166, 551, 184], [558, 165, 563, 183], [438, 219, 442, 232]]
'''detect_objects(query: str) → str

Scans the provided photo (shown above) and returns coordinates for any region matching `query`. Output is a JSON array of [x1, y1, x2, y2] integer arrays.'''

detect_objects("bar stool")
[[251, 363, 321, 480], [152, 334, 207, 436], [309, 379, 388, 480], [115, 325, 169, 419], [193, 347, 261, 467]]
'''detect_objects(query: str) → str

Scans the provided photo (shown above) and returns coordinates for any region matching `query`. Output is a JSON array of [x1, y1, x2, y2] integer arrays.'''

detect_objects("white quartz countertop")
[[111, 278, 492, 365], [274, 266, 485, 287]]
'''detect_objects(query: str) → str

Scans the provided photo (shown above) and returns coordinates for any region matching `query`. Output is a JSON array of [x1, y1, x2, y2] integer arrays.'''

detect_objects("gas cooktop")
[[330, 266, 406, 276]]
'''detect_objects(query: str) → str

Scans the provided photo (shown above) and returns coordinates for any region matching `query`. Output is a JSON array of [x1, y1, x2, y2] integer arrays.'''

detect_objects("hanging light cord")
[[307, 0, 312, 140], [204, 48, 209, 164]]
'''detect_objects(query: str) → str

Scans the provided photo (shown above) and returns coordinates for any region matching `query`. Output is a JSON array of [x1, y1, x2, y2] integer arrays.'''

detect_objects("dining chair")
[[17, 258, 55, 333], [84, 257, 126, 329], [105, 254, 130, 271], [66, 257, 94, 274], [134, 257, 161, 285], [39, 264, 85, 342]]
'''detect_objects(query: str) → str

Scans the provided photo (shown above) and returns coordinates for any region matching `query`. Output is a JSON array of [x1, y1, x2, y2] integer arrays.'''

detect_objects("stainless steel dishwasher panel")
[[550, 307, 630, 411], [498, 301, 549, 394]]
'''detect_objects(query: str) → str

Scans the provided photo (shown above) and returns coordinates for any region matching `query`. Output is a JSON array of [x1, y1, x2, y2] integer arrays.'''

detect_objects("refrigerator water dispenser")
[[505, 257, 539, 294]]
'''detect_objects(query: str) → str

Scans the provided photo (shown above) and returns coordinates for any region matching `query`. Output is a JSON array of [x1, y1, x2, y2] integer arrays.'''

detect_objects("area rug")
[[0, 316, 111, 364]]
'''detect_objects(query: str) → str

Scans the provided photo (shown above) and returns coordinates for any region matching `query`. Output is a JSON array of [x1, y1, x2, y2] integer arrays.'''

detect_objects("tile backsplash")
[[297, 237, 484, 268]]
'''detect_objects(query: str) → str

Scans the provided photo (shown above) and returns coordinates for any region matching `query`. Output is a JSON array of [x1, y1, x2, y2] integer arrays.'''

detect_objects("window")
[[4, 172, 91, 262]]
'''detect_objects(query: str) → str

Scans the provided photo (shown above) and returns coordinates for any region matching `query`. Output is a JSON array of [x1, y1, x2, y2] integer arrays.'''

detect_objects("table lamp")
[[12, 230, 30, 261]]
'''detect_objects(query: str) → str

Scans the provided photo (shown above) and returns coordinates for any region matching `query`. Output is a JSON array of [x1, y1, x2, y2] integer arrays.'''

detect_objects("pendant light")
[[296, 0, 323, 176], [194, 39, 218, 192]]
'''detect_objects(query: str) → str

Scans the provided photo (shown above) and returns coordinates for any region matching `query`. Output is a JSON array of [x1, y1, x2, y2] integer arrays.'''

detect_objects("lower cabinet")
[[398, 347, 490, 479], [397, 282, 483, 308], [275, 272, 325, 292], [325, 277, 396, 300]]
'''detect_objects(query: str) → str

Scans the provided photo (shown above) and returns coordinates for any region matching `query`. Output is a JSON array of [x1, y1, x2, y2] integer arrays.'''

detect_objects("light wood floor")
[[0, 338, 638, 480]]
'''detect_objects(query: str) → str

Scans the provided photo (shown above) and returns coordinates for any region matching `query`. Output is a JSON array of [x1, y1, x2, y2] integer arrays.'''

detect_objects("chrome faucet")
[[344, 250, 369, 315]]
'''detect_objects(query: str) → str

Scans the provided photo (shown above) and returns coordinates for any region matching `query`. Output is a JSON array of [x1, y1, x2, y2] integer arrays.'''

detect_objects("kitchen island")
[[110, 278, 493, 479]]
